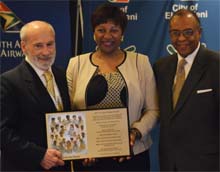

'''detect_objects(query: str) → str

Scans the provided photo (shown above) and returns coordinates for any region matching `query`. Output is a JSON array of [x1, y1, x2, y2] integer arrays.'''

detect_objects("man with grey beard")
[[0, 21, 71, 171]]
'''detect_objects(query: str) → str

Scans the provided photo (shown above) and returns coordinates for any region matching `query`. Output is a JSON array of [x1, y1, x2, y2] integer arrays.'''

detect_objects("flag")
[[0, 1, 24, 33]]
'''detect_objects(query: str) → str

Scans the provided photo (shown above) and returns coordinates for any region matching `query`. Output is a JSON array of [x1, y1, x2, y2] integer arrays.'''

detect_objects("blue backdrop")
[[0, 0, 73, 72], [0, 0, 219, 171], [81, 0, 220, 61], [80, 1, 219, 170]]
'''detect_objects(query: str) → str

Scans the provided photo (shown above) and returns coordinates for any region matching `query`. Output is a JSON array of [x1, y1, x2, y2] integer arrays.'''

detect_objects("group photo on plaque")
[[46, 108, 130, 160], [46, 112, 88, 160]]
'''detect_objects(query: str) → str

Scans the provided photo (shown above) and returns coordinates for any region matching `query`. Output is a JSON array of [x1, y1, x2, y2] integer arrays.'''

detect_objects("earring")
[[93, 35, 96, 42], [121, 36, 124, 42]]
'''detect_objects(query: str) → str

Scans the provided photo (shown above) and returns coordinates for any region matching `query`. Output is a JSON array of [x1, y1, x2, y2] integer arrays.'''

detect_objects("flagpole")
[[74, 0, 82, 56]]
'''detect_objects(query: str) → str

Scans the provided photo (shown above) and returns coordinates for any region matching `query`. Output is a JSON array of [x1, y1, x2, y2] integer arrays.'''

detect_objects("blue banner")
[[81, 0, 220, 64], [0, 1, 75, 73], [80, 0, 220, 171], [0, 0, 219, 171]]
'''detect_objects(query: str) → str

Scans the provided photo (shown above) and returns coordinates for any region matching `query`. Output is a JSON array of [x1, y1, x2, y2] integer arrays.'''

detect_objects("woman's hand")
[[113, 130, 138, 163], [82, 158, 97, 166]]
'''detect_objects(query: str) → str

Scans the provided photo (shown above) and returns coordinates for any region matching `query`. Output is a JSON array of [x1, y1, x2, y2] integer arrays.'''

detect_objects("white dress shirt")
[[175, 42, 201, 83]]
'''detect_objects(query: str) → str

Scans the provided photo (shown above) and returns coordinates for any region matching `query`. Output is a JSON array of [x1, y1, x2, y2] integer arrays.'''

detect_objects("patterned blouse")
[[86, 70, 127, 109]]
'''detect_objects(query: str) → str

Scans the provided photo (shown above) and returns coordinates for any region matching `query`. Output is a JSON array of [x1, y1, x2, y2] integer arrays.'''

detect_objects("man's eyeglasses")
[[169, 29, 194, 38]]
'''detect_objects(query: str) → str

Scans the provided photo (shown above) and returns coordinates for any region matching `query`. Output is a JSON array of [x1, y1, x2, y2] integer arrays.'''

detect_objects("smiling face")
[[169, 13, 201, 57], [21, 21, 56, 71], [94, 20, 123, 55]]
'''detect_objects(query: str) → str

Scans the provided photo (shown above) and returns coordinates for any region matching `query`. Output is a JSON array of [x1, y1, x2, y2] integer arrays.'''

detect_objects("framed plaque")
[[45, 108, 130, 160]]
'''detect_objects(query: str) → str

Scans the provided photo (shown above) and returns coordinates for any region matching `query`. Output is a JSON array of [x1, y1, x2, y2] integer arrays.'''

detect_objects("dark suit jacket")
[[153, 45, 219, 171], [0, 60, 71, 171]]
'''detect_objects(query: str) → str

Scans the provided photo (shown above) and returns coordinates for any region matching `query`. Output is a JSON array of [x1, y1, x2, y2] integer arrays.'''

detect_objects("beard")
[[28, 53, 56, 71]]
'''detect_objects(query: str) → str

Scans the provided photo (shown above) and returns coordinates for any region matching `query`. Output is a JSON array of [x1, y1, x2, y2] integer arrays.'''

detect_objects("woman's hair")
[[91, 3, 128, 34]]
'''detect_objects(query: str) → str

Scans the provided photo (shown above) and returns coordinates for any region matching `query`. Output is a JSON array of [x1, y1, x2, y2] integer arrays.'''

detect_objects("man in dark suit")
[[153, 9, 219, 171], [0, 21, 71, 171]]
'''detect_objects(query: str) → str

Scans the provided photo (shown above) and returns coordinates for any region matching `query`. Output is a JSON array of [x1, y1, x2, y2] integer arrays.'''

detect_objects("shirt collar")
[[177, 42, 200, 65], [25, 56, 52, 77]]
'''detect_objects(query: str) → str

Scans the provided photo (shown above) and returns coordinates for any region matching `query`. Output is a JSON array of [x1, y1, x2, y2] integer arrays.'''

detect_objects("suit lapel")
[[52, 67, 69, 111], [22, 61, 57, 112], [172, 46, 207, 117], [166, 56, 178, 116], [155, 54, 177, 119]]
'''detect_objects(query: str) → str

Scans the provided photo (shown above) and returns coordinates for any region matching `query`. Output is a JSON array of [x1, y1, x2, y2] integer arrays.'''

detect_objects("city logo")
[[166, 44, 177, 55], [124, 45, 136, 52], [108, 0, 130, 3], [0, 2, 24, 33], [167, 43, 206, 55]]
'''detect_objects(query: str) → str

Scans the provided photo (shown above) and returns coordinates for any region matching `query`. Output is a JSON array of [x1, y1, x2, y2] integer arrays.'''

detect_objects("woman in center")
[[67, 3, 159, 171]]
